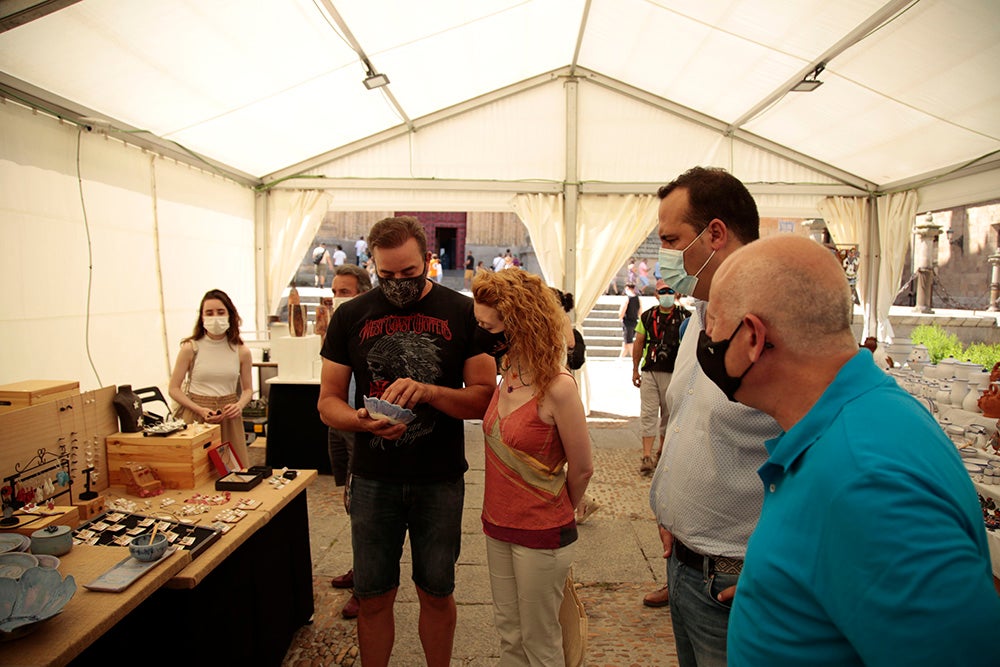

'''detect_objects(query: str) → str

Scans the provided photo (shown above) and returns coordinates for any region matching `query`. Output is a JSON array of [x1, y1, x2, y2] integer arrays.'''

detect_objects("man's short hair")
[[368, 216, 427, 256], [657, 166, 760, 245], [334, 263, 372, 292]]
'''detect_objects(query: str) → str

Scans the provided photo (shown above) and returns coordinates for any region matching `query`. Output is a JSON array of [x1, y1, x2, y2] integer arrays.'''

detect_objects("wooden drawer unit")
[[106, 424, 221, 490]]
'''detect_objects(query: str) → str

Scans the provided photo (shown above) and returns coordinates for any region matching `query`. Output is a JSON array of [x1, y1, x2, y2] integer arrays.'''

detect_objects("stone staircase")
[[579, 296, 661, 358]]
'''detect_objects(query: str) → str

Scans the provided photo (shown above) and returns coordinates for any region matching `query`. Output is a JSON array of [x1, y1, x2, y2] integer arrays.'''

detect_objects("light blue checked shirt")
[[649, 302, 781, 558]]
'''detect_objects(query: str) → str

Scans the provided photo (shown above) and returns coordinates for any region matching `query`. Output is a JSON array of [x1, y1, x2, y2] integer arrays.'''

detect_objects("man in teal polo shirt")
[[700, 234, 1000, 666]]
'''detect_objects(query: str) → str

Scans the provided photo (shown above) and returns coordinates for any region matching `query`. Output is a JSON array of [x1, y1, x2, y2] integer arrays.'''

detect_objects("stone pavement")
[[281, 358, 680, 666]]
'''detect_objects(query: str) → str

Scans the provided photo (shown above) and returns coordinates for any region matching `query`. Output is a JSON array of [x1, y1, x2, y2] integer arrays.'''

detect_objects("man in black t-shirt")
[[318, 216, 495, 667]]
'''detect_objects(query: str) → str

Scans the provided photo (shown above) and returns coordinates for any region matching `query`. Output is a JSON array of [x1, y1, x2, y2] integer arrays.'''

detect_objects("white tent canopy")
[[1, 0, 998, 390]]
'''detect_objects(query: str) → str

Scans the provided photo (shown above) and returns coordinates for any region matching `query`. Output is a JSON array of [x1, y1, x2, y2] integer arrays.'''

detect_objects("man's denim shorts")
[[349, 475, 465, 598]]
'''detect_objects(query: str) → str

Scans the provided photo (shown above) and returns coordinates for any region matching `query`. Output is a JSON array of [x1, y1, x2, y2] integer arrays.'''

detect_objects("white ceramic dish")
[[363, 396, 417, 425]]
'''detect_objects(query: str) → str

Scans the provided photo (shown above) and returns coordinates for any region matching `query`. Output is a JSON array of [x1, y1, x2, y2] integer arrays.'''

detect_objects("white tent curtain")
[[266, 189, 333, 316], [875, 190, 919, 342], [818, 196, 871, 336], [575, 194, 660, 321], [511, 193, 565, 287]]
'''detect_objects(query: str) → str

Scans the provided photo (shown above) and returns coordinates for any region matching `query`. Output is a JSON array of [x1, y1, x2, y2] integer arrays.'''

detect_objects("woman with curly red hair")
[[472, 269, 593, 665]]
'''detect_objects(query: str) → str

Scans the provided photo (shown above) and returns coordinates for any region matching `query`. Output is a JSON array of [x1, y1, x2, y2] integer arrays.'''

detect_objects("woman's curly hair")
[[472, 270, 566, 400]]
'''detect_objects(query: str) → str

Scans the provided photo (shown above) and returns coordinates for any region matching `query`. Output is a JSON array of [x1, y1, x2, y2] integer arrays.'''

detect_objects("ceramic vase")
[[963, 383, 983, 413], [979, 384, 1000, 418], [949, 378, 968, 408], [314, 304, 330, 338]]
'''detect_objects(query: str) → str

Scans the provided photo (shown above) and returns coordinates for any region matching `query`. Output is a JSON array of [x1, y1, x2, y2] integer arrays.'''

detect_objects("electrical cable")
[[75, 127, 103, 387]]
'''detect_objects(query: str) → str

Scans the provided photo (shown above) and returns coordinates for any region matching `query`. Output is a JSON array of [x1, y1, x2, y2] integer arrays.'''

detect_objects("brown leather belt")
[[673, 538, 743, 575]]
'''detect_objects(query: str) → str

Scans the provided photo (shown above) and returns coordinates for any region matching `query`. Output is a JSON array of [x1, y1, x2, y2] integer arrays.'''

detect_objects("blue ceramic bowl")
[[363, 396, 417, 425], [129, 533, 168, 562]]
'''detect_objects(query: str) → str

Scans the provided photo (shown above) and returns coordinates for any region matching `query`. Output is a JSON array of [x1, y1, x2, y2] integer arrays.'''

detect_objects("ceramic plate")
[[0, 535, 22, 555], [0, 552, 38, 579]]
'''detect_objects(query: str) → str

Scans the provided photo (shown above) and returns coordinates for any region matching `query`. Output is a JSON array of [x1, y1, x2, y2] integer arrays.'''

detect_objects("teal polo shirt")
[[728, 350, 1000, 666]]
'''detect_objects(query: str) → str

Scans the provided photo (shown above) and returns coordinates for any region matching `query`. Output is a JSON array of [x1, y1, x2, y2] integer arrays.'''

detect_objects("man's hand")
[[632, 369, 642, 387], [657, 525, 674, 559], [356, 408, 407, 441], [380, 378, 440, 410], [716, 585, 737, 603]]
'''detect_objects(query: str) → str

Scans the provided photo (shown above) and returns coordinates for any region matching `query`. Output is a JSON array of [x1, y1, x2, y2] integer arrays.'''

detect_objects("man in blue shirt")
[[699, 234, 1000, 666]]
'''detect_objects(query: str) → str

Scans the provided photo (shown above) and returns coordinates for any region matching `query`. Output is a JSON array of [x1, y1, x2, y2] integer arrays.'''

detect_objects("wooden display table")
[[0, 469, 317, 666], [0, 545, 191, 667]]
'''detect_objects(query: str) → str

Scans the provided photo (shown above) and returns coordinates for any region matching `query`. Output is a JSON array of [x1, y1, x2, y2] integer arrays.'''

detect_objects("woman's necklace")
[[503, 360, 532, 393]]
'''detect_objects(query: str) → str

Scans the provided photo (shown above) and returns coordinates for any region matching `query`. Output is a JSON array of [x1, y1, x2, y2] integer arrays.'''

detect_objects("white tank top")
[[187, 337, 240, 396]]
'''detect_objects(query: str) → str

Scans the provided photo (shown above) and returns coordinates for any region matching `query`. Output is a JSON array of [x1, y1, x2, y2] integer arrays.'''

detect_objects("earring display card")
[[72, 511, 221, 559]]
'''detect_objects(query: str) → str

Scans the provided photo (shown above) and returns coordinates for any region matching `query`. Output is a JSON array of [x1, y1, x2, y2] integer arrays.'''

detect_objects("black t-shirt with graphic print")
[[321, 281, 482, 483]]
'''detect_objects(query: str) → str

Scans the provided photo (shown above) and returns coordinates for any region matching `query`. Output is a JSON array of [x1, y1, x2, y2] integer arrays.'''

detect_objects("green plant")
[[909, 324, 963, 363], [908, 323, 1000, 370], [962, 342, 1000, 372]]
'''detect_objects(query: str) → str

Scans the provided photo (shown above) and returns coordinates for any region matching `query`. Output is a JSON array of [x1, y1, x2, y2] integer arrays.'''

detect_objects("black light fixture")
[[791, 62, 826, 92]]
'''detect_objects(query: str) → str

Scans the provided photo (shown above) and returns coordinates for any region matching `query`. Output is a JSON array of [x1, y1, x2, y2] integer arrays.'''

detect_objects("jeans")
[[667, 549, 738, 667], [350, 475, 464, 598]]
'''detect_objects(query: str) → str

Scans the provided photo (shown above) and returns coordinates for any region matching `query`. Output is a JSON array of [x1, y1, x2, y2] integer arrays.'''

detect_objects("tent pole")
[[564, 77, 579, 318], [255, 192, 269, 335], [864, 195, 880, 341]]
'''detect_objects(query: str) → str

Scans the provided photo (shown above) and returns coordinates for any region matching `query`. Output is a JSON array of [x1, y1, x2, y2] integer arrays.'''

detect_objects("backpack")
[[567, 328, 587, 370], [312, 248, 325, 265]]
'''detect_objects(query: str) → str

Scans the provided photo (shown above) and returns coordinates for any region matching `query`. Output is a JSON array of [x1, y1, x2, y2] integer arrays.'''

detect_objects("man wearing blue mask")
[[704, 235, 1000, 666], [648, 167, 782, 667]]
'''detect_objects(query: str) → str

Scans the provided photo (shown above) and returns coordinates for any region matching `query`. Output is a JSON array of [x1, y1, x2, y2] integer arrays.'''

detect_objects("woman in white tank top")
[[168, 289, 253, 466]]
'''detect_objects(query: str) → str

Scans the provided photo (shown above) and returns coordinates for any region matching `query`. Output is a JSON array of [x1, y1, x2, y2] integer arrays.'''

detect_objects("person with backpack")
[[633, 280, 689, 475], [312, 242, 333, 287]]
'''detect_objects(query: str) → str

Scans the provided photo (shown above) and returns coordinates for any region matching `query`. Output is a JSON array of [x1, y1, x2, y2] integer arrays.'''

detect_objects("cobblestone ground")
[[283, 409, 680, 666]]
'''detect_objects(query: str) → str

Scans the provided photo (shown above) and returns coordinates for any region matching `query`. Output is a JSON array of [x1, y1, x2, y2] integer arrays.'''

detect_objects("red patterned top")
[[481, 387, 577, 549]]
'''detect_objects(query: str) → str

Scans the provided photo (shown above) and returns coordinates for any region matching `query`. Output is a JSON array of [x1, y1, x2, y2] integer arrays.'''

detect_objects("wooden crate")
[[0, 380, 80, 413], [105, 424, 221, 490]]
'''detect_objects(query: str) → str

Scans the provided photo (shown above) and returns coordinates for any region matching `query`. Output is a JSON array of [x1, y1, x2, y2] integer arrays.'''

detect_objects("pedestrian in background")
[[633, 279, 689, 475], [618, 282, 640, 358], [325, 263, 373, 620]]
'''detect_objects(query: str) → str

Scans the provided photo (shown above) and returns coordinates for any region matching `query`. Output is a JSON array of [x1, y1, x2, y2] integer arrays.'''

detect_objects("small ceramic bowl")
[[129, 533, 168, 562], [34, 554, 61, 569], [363, 396, 417, 425]]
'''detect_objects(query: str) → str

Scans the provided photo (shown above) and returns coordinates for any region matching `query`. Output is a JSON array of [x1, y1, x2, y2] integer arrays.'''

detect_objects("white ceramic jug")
[[949, 378, 968, 407]]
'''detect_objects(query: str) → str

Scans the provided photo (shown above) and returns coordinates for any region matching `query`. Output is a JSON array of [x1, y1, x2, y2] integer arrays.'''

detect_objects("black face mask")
[[380, 272, 426, 309], [696, 321, 758, 402], [474, 327, 509, 359]]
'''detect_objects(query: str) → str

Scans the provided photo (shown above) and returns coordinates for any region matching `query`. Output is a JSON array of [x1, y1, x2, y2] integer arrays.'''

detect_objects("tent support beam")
[[254, 192, 270, 334], [864, 195, 881, 341], [726, 0, 917, 135], [583, 70, 876, 193], [0, 0, 81, 33], [564, 77, 580, 305], [0, 73, 260, 187]]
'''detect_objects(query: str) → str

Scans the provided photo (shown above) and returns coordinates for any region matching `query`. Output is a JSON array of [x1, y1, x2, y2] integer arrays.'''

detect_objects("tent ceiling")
[[1, 0, 998, 196]]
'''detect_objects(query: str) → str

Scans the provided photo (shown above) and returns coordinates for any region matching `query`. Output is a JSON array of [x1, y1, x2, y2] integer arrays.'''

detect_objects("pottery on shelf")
[[979, 384, 1000, 418], [963, 383, 983, 413], [314, 304, 330, 339]]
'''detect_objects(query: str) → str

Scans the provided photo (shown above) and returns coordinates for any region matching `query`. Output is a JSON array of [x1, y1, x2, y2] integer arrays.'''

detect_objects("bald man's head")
[[712, 236, 855, 355]]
